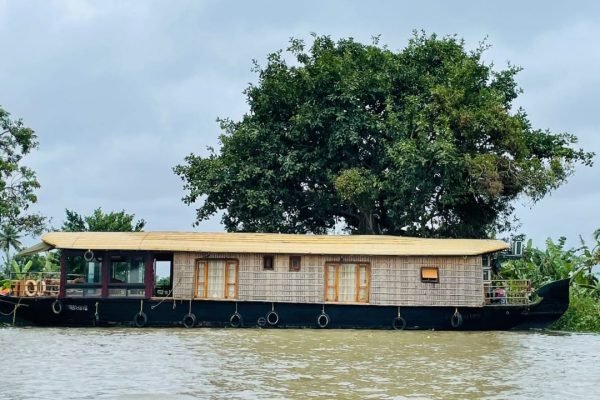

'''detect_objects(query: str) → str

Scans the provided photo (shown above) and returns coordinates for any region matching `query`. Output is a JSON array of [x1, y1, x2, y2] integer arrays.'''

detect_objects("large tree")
[[0, 106, 45, 235], [175, 33, 594, 237], [61, 208, 145, 232]]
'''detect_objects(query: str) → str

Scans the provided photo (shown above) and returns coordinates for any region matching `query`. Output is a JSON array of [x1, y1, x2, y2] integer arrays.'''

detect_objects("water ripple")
[[0, 328, 598, 399]]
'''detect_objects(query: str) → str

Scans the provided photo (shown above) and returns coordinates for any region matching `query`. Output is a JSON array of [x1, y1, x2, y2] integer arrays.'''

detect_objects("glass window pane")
[[338, 264, 356, 302], [196, 263, 205, 297], [206, 260, 225, 298], [110, 257, 145, 284], [227, 263, 236, 285], [327, 287, 335, 301], [66, 255, 101, 284]]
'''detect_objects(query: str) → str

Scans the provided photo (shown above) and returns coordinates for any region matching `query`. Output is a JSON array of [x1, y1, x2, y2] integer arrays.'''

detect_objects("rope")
[[188, 298, 192, 314], [139, 299, 144, 314], [397, 306, 401, 318], [0, 302, 16, 316], [95, 302, 99, 319], [150, 275, 183, 310], [453, 307, 459, 317], [0, 298, 29, 307], [12, 297, 22, 326]]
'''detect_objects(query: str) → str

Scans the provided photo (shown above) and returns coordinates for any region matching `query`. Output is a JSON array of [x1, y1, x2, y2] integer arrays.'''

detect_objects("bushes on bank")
[[551, 293, 600, 333], [501, 230, 599, 332]]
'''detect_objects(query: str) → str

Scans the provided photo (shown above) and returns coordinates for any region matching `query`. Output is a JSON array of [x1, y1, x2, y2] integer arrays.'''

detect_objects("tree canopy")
[[61, 208, 146, 232], [175, 33, 594, 238], [0, 106, 45, 235]]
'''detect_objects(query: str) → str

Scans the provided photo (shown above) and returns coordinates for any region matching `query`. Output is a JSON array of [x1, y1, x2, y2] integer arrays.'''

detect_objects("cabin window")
[[325, 263, 370, 303], [263, 255, 274, 270], [289, 256, 301, 272], [65, 254, 102, 297], [421, 267, 439, 283], [195, 259, 238, 299], [482, 254, 492, 282], [108, 255, 145, 297], [154, 255, 173, 297]]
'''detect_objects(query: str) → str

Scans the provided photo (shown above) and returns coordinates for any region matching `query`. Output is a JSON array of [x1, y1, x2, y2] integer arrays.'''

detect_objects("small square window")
[[289, 256, 301, 272], [263, 255, 274, 270], [421, 267, 439, 283]]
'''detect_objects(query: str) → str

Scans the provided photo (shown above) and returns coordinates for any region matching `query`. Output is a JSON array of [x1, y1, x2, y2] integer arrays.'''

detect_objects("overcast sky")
[[1, 0, 598, 246]]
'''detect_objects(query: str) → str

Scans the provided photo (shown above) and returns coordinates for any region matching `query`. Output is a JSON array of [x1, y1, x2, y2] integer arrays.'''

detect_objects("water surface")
[[0, 327, 598, 399]]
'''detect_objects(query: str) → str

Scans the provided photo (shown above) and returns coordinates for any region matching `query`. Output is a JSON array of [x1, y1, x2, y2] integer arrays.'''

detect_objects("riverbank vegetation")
[[501, 229, 600, 332]]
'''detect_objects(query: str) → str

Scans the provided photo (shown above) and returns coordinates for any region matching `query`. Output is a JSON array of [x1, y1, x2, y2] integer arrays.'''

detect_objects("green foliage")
[[156, 276, 170, 287], [0, 224, 23, 276], [551, 293, 600, 333], [14, 252, 59, 273], [61, 208, 146, 232], [0, 106, 46, 235], [501, 231, 600, 332], [175, 33, 594, 237], [10, 259, 32, 279]]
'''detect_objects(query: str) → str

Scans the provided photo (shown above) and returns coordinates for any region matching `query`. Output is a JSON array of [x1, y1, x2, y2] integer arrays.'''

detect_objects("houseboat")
[[0, 232, 569, 330]]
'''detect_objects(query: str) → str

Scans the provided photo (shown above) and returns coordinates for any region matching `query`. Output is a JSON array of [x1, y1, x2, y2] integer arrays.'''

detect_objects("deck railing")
[[9, 272, 60, 297], [484, 280, 532, 305]]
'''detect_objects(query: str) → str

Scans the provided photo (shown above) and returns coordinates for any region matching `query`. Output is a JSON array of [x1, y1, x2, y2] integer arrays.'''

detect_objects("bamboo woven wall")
[[370, 256, 483, 307], [172, 252, 484, 307]]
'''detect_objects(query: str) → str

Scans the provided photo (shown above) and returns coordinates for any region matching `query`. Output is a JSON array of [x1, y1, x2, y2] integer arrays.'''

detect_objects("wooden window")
[[289, 256, 301, 272], [324, 262, 370, 303], [421, 267, 439, 283], [263, 255, 274, 270], [356, 264, 369, 302], [195, 259, 238, 299]]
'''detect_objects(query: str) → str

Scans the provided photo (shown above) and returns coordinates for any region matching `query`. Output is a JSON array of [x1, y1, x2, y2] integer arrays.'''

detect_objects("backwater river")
[[0, 327, 598, 399]]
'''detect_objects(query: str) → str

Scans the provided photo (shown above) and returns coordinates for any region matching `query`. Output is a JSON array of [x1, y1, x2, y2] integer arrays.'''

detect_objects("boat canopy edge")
[[16, 241, 54, 257]]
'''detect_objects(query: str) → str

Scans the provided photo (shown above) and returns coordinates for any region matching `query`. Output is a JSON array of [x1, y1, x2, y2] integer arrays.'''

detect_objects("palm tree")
[[0, 225, 23, 274], [593, 228, 600, 265]]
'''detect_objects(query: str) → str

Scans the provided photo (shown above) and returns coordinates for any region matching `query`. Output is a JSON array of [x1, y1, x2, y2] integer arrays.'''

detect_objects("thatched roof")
[[18, 231, 508, 257]]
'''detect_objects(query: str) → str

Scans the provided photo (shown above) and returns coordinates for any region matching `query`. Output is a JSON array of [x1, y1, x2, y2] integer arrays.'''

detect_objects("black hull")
[[0, 279, 570, 330]]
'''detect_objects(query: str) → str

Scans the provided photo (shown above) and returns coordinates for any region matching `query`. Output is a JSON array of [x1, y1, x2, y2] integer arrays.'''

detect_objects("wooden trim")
[[224, 260, 238, 299], [144, 254, 154, 299], [357, 263, 370, 302], [335, 263, 339, 301], [324, 261, 370, 303], [194, 258, 238, 299], [263, 255, 274, 270], [59, 253, 66, 299], [203, 260, 209, 297], [101, 252, 109, 298], [289, 255, 301, 272], [324, 263, 339, 302], [420, 266, 440, 283]]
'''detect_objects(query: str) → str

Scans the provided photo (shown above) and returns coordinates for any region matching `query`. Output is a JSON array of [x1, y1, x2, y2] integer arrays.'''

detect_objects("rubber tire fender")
[[183, 313, 196, 328], [134, 312, 148, 328], [451, 311, 463, 329], [51, 299, 63, 315], [392, 316, 406, 331], [230, 312, 243, 328], [266, 310, 279, 326], [317, 313, 330, 328]]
